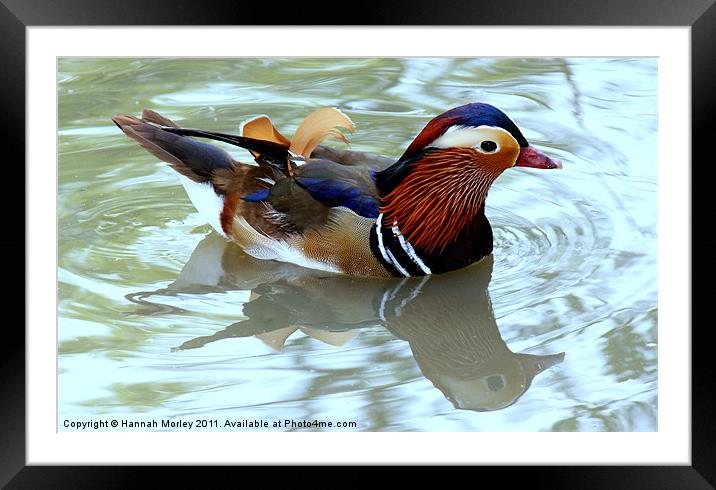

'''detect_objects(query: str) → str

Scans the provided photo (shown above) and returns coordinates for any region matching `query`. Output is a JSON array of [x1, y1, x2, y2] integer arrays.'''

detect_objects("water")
[[58, 58, 658, 431]]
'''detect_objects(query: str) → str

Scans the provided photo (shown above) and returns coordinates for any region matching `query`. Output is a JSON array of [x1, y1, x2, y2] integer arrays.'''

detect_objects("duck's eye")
[[486, 375, 505, 391], [480, 140, 498, 153]]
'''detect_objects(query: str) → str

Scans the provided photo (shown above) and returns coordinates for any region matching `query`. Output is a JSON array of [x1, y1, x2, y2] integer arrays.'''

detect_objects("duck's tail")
[[113, 110, 245, 236], [112, 110, 240, 184]]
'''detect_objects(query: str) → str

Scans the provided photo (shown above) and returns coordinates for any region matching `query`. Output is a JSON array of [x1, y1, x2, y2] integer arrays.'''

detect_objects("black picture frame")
[[5, 0, 711, 486]]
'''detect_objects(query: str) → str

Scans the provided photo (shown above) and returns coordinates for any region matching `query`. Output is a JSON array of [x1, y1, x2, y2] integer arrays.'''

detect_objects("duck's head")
[[432, 351, 566, 412], [401, 102, 560, 170], [375, 103, 561, 254]]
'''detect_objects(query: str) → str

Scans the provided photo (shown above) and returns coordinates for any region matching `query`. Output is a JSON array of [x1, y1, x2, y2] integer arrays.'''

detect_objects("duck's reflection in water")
[[130, 233, 564, 412]]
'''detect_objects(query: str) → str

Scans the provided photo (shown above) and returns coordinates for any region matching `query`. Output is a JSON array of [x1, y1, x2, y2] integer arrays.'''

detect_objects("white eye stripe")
[[428, 125, 512, 151]]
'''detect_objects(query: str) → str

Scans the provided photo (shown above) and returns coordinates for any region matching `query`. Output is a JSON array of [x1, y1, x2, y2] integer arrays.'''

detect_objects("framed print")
[[6, 0, 713, 485]]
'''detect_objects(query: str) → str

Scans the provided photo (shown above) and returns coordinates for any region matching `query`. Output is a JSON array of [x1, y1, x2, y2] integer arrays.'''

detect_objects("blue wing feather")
[[295, 176, 380, 218], [240, 158, 383, 220], [242, 189, 271, 202]]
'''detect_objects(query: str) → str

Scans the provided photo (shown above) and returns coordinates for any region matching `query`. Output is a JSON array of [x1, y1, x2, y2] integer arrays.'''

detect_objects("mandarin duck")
[[131, 233, 564, 412], [113, 103, 561, 277]]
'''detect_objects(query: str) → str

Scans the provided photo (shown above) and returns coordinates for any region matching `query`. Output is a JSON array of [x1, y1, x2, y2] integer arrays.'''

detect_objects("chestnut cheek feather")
[[380, 149, 501, 254]]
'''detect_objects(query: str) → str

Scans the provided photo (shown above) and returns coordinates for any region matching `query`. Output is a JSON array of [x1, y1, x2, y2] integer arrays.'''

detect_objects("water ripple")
[[58, 57, 658, 432]]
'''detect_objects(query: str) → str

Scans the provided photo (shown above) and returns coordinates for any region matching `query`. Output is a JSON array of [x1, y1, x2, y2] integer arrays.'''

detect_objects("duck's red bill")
[[515, 146, 562, 169]]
